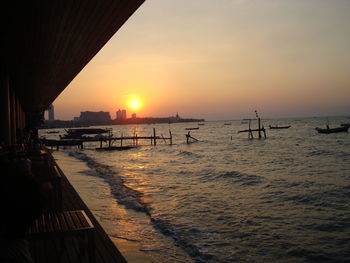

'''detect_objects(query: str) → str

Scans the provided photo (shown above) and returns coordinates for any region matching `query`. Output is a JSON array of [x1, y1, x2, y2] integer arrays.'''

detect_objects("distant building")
[[79, 111, 111, 123], [131, 113, 136, 119], [116, 109, 127, 120], [48, 104, 55, 121], [73, 117, 80, 121], [116, 109, 121, 120], [121, 109, 127, 119]]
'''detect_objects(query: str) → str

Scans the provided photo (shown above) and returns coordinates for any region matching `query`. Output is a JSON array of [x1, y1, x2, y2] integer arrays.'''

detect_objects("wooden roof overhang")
[[1, 0, 145, 112]]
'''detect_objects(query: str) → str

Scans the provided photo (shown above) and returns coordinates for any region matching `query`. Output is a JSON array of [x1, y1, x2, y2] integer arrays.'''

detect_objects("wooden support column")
[[9, 89, 17, 144], [0, 73, 12, 145]]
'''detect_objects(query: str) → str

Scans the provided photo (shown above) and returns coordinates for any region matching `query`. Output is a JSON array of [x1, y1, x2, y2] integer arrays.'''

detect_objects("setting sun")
[[131, 101, 139, 109], [127, 95, 143, 111]]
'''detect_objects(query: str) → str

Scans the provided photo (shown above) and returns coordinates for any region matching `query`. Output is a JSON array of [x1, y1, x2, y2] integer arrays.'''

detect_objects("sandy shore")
[[55, 152, 153, 263], [112, 237, 153, 263]]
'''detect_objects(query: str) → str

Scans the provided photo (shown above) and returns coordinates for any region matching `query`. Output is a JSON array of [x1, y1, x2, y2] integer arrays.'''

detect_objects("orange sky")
[[53, 0, 350, 120]]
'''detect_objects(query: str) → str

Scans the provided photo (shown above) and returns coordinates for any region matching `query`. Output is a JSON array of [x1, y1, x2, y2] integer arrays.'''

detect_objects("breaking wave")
[[68, 150, 150, 213]]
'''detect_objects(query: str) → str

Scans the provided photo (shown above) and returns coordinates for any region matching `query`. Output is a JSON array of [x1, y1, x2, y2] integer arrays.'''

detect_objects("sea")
[[40, 116, 350, 263]]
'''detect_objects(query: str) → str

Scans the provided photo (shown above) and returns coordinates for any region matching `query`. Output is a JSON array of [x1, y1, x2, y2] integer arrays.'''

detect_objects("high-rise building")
[[79, 111, 111, 123], [116, 109, 127, 120], [121, 109, 127, 119], [48, 104, 55, 121], [131, 113, 136, 119], [116, 109, 122, 120]]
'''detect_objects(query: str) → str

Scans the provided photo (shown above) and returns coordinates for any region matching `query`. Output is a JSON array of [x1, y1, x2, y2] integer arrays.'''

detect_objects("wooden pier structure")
[[186, 131, 199, 144], [238, 111, 267, 139], [44, 128, 174, 150]]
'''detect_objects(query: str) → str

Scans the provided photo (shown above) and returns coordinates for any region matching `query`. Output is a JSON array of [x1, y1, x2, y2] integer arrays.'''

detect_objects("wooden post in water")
[[258, 117, 262, 139], [121, 133, 123, 147], [186, 131, 199, 144], [100, 140, 103, 149], [263, 126, 266, 139], [136, 134, 138, 146], [161, 134, 167, 144], [153, 128, 156, 146], [248, 119, 253, 139], [169, 130, 173, 145]]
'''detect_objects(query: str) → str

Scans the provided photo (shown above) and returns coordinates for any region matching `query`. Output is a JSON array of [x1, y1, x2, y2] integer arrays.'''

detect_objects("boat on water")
[[66, 128, 112, 135], [269, 125, 291, 129], [60, 133, 82, 139], [224, 123, 232, 125], [315, 124, 349, 134], [198, 123, 205, 126], [185, 127, 199, 130], [47, 130, 59, 134], [61, 128, 112, 139]]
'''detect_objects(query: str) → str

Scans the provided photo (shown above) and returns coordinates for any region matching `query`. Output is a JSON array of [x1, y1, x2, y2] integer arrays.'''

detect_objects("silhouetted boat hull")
[[269, 125, 291, 129], [185, 127, 199, 130], [47, 130, 59, 134], [66, 128, 111, 135], [315, 125, 349, 134]]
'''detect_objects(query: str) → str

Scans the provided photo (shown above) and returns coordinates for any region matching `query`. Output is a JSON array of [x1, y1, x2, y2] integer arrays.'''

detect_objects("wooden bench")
[[27, 210, 95, 263]]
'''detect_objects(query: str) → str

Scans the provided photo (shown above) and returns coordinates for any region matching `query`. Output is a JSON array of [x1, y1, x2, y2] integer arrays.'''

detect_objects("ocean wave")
[[67, 150, 151, 214], [150, 217, 219, 263], [110, 234, 139, 242], [177, 150, 203, 159], [306, 149, 334, 157], [214, 171, 263, 186]]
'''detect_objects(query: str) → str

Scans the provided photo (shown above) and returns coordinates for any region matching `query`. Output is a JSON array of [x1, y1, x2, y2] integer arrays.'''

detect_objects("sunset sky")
[[53, 0, 350, 120]]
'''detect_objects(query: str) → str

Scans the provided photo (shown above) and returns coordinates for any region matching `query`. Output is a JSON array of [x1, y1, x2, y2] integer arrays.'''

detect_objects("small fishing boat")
[[66, 128, 112, 135], [47, 130, 59, 134], [269, 125, 291, 129], [224, 123, 232, 125], [315, 124, 349, 134], [198, 123, 205, 126], [185, 127, 199, 130], [60, 133, 82, 139]]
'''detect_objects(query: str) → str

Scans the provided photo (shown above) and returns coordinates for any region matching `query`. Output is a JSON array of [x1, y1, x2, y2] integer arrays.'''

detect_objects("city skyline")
[[54, 0, 350, 120]]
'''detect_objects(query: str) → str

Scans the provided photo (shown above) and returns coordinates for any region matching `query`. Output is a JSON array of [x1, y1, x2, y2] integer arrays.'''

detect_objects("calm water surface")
[[45, 117, 350, 262]]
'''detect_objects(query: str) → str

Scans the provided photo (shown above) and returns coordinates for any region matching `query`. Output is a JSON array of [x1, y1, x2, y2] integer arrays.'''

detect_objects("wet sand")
[[55, 151, 153, 263]]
